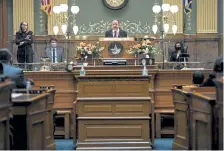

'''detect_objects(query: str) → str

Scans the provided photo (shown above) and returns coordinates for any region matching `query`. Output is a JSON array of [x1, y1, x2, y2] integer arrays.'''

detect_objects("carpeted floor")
[[55, 138, 174, 150]]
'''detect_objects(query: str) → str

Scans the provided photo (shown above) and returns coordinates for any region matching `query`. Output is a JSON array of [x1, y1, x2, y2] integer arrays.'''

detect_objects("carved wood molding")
[[76, 97, 151, 101]]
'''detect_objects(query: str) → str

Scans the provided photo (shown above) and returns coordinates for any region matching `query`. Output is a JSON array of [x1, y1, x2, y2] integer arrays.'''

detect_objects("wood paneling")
[[75, 75, 152, 149], [77, 79, 149, 97], [0, 80, 13, 150], [78, 120, 149, 142], [189, 92, 216, 150], [0, 0, 8, 48], [172, 86, 217, 150], [197, 0, 218, 33], [11, 93, 48, 150], [77, 98, 151, 117]]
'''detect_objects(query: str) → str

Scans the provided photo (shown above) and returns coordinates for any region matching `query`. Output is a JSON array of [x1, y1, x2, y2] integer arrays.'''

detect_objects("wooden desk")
[[189, 91, 216, 150], [171, 86, 216, 150], [213, 76, 223, 150], [74, 75, 153, 150], [43, 88, 56, 150], [10, 92, 49, 150], [0, 79, 14, 150], [24, 68, 211, 138]]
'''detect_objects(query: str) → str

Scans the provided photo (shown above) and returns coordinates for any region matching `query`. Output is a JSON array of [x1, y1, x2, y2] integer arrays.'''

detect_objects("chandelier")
[[52, 4, 80, 35], [152, 2, 179, 35]]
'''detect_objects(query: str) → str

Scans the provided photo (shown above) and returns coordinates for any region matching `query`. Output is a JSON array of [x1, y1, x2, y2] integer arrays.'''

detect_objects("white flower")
[[88, 51, 92, 54], [145, 49, 149, 53], [84, 47, 88, 50]]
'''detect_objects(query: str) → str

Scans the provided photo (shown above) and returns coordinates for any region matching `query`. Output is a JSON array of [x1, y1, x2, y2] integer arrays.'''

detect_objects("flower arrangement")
[[76, 41, 104, 60], [126, 40, 159, 57]]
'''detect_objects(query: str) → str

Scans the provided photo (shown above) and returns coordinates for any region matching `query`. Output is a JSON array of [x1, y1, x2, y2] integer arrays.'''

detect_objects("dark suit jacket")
[[2, 63, 27, 88], [170, 51, 185, 62], [15, 31, 34, 63], [105, 29, 128, 37], [200, 74, 216, 87], [45, 46, 64, 63]]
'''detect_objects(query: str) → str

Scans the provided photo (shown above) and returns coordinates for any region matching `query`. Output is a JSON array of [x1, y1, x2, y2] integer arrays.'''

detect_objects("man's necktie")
[[114, 31, 117, 37], [53, 48, 56, 63]]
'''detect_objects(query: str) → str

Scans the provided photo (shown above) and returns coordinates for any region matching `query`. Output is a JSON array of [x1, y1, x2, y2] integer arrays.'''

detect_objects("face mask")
[[51, 43, 57, 47], [176, 47, 181, 50]]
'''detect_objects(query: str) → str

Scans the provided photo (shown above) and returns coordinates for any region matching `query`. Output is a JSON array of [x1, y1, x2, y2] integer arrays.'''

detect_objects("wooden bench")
[[11, 90, 49, 150], [0, 79, 13, 150], [55, 110, 71, 139], [171, 85, 217, 150]]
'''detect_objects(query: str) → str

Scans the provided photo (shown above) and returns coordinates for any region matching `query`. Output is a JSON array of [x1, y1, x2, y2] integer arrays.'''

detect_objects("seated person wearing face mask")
[[45, 38, 64, 63], [170, 42, 185, 62]]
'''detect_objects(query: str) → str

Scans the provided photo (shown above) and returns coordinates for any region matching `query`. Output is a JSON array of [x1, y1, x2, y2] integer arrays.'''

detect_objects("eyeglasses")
[[22, 24, 28, 26]]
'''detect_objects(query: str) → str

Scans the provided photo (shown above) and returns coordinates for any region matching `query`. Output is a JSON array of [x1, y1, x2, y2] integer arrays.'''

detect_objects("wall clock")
[[102, 0, 129, 10]]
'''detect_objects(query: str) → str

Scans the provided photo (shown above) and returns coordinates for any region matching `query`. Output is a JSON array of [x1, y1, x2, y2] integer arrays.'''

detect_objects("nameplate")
[[13, 89, 45, 94], [40, 85, 55, 90]]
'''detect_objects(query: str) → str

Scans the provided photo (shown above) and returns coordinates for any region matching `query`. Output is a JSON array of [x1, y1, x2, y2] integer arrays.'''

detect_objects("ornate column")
[[13, 0, 34, 34], [197, 0, 218, 33]]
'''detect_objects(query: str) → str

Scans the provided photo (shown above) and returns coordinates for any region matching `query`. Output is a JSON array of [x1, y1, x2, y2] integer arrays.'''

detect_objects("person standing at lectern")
[[45, 38, 64, 63], [105, 20, 127, 37], [15, 22, 34, 70]]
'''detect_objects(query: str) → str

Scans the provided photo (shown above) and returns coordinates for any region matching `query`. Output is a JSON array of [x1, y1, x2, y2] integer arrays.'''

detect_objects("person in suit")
[[45, 38, 64, 63], [15, 22, 34, 70], [200, 56, 223, 87], [105, 20, 128, 38], [170, 42, 185, 62], [0, 48, 32, 88]]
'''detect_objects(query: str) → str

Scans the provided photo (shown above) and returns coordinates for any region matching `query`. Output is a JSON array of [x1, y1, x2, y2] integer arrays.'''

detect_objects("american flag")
[[184, 0, 192, 14], [40, 0, 52, 16]]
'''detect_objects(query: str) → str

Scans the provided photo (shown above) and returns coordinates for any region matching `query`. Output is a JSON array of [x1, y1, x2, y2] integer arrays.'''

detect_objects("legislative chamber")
[[0, 0, 223, 150]]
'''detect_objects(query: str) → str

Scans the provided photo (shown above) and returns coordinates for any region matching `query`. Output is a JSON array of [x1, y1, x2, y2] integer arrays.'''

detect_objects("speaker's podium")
[[99, 37, 136, 59]]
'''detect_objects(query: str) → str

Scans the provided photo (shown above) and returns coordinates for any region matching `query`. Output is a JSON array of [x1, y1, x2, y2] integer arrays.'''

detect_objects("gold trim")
[[13, 0, 34, 35], [197, 0, 218, 33], [48, 0, 68, 35], [163, 0, 183, 34]]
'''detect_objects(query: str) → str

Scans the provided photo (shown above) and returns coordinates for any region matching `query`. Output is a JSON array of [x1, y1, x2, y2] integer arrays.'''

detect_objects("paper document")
[[11, 93, 23, 98]]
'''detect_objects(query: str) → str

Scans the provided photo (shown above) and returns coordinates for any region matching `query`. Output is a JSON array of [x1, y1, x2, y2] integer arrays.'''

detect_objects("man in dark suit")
[[45, 38, 64, 63], [105, 20, 128, 38], [0, 48, 28, 88]]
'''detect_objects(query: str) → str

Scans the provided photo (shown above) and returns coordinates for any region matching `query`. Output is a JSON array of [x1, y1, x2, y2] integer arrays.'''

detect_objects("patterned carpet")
[[55, 138, 174, 150]]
